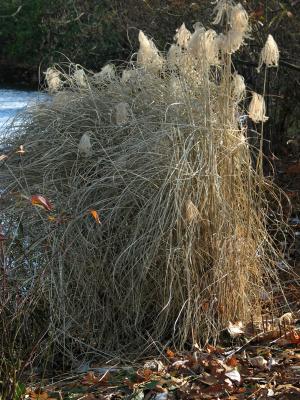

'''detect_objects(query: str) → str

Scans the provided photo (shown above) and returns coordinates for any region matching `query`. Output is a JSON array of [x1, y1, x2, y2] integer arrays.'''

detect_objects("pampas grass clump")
[[0, 2, 287, 361]]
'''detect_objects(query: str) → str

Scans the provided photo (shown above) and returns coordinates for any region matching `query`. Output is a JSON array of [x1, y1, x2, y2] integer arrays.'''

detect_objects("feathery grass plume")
[[78, 132, 92, 157], [44, 67, 61, 93], [94, 64, 116, 82], [167, 44, 182, 70], [121, 69, 134, 83], [174, 23, 191, 48], [218, 30, 245, 54], [216, 2, 249, 55], [188, 27, 220, 65], [169, 76, 184, 99], [188, 25, 206, 58], [203, 29, 221, 64], [137, 30, 164, 73], [229, 3, 249, 33], [73, 68, 88, 88], [186, 200, 200, 222], [0, 0, 290, 363], [257, 34, 280, 72], [232, 73, 246, 102], [248, 92, 269, 123], [114, 102, 130, 125], [212, 0, 234, 25]]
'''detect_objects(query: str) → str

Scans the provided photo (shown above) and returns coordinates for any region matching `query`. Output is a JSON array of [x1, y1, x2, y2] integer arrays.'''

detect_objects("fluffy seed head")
[[115, 102, 130, 125], [188, 28, 220, 64], [78, 133, 92, 157], [248, 92, 268, 123], [121, 69, 135, 83], [137, 30, 164, 73], [229, 3, 249, 33], [45, 68, 61, 93], [167, 44, 182, 70], [174, 23, 191, 48], [232, 73, 246, 102], [94, 64, 116, 82], [218, 29, 245, 54], [257, 34, 279, 72], [74, 69, 87, 88], [186, 200, 200, 222], [212, 0, 234, 25]]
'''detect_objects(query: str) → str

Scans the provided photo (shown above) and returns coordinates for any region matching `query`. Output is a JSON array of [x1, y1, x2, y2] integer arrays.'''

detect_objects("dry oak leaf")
[[82, 371, 100, 385], [82, 371, 110, 386], [26, 389, 52, 400], [89, 209, 101, 224], [166, 348, 175, 358], [226, 356, 239, 368], [31, 195, 53, 211]]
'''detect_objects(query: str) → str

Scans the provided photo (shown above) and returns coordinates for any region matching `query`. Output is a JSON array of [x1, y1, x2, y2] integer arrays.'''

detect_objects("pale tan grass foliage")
[[0, 1, 289, 361]]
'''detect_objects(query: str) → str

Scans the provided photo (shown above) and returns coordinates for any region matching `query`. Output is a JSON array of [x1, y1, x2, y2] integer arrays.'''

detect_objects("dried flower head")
[[186, 200, 200, 222], [74, 69, 87, 88], [137, 30, 164, 73], [212, 0, 234, 25], [232, 73, 246, 102], [169, 77, 184, 99], [188, 28, 220, 65], [94, 64, 116, 81], [229, 3, 249, 33], [219, 29, 246, 54], [167, 44, 182, 70], [174, 23, 191, 48], [188, 25, 206, 58], [78, 133, 92, 157], [205, 29, 220, 64], [45, 68, 61, 93], [248, 92, 268, 123], [121, 69, 135, 83], [115, 102, 130, 125], [257, 34, 279, 72]]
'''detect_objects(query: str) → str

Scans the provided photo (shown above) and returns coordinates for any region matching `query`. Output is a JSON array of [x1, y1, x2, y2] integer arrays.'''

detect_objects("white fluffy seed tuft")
[[137, 30, 164, 73], [174, 23, 191, 48], [74, 69, 87, 88], [257, 34, 279, 72], [94, 64, 116, 82], [248, 92, 268, 123], [45, 68, 61, 93], [115, 102, 130, 125], [232, 73, 246, 102], [78, 133, 92, 157]]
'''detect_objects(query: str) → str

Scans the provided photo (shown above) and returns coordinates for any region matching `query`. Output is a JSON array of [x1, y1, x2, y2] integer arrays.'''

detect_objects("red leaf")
[[31, 195, 53, 211], [166, 348, 175, 358], [226, 356, 239, 367]]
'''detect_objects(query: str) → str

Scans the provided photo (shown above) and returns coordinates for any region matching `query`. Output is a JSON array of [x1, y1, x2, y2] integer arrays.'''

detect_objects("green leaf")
[[14, 382, 26, 400], [142, 380, 159, 390]]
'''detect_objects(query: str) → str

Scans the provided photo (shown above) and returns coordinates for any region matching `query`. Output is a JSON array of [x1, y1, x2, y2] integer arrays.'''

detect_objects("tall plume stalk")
[[0, 1, 287, 361]]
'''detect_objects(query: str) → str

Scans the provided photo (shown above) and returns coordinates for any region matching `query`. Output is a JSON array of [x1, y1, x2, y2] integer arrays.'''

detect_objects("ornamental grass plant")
[[0, 1, 290, 365]]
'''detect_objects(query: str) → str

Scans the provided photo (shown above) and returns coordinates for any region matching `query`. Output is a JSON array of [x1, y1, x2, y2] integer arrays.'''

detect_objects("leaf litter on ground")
[[23, 314, 300, 400]]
